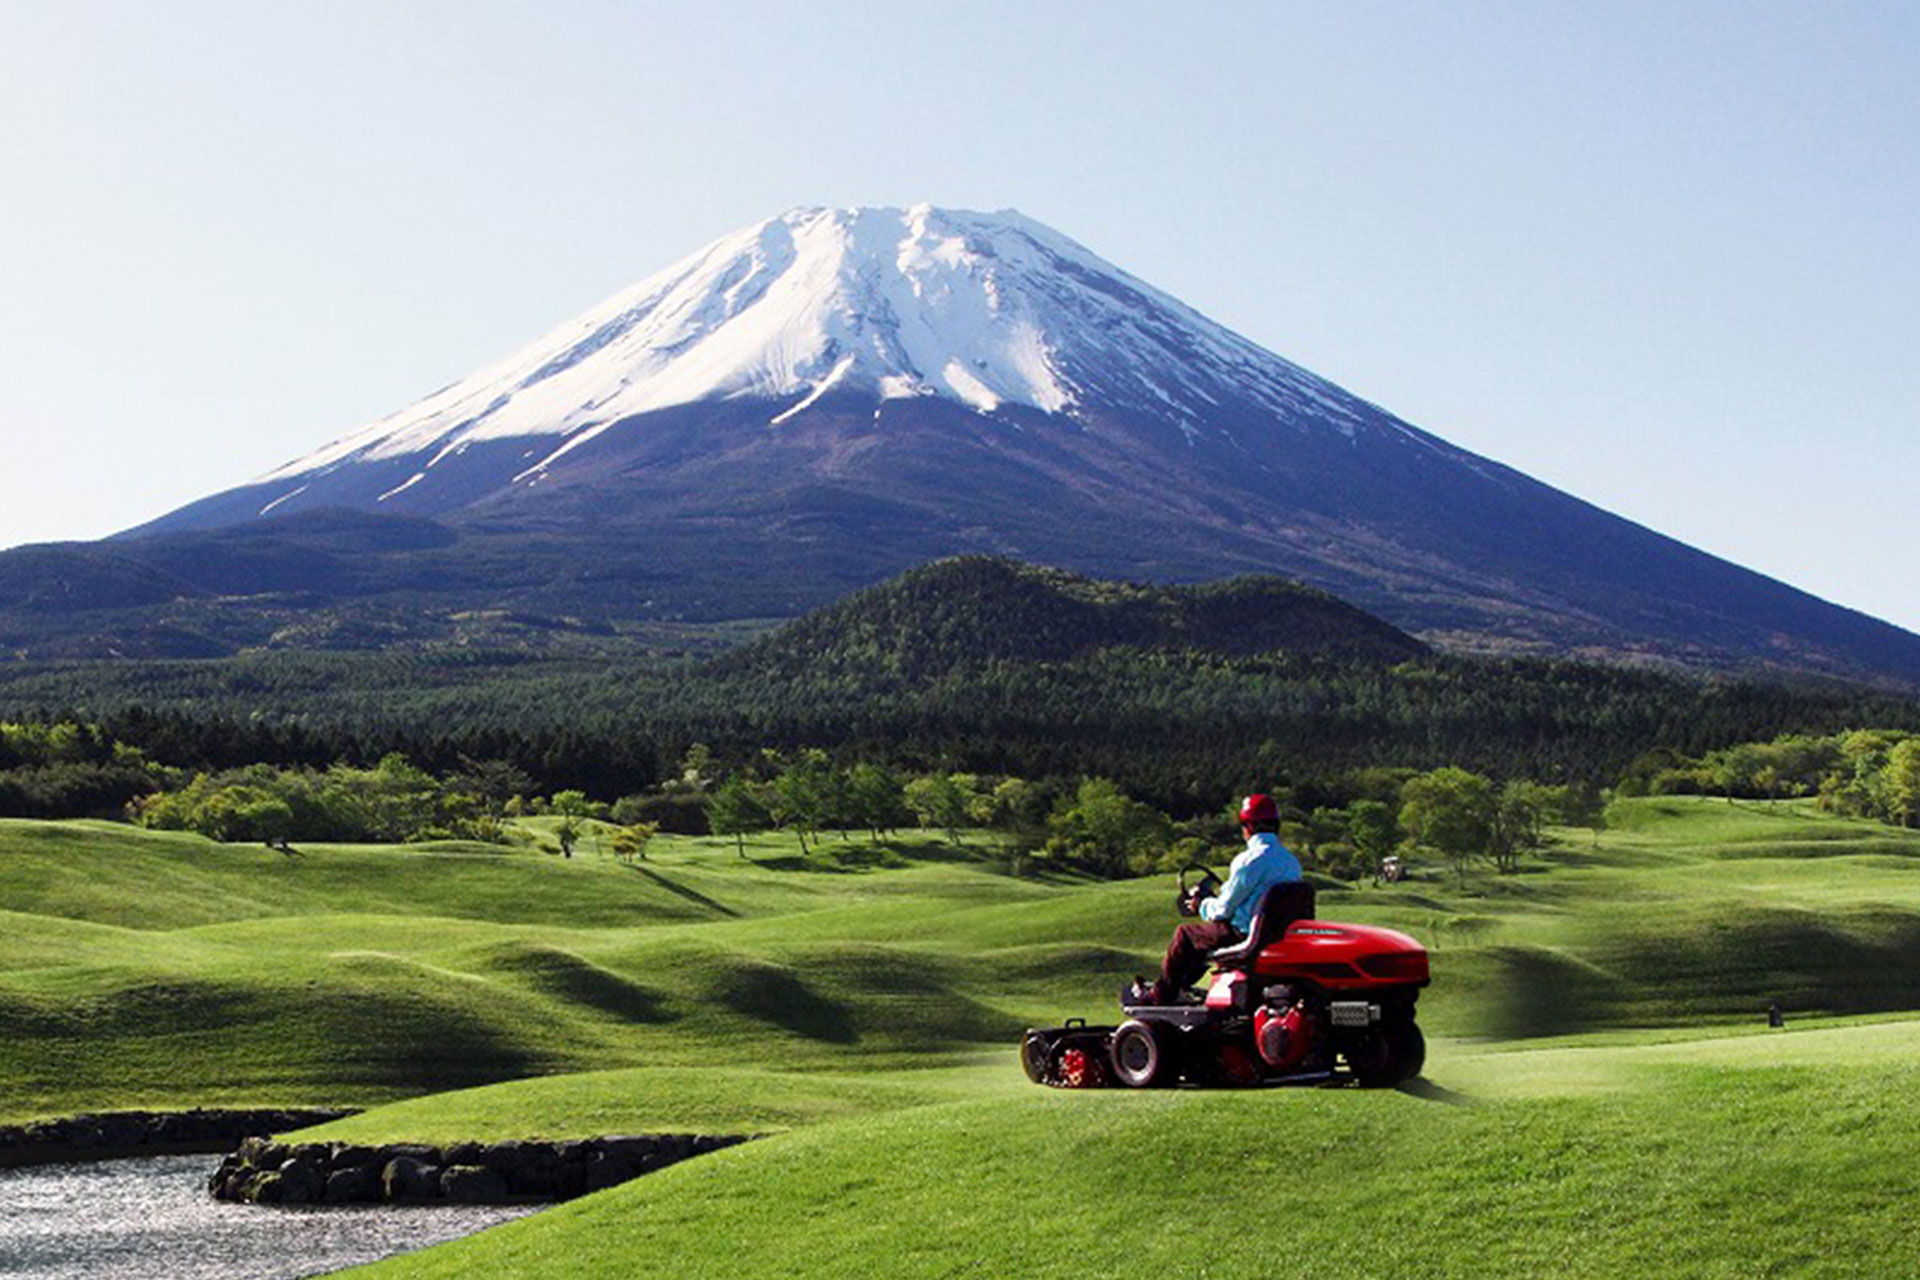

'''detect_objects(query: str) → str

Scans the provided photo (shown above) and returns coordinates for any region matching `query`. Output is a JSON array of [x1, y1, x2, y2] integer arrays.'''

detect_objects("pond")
[[0, 1154, 536, 1279]]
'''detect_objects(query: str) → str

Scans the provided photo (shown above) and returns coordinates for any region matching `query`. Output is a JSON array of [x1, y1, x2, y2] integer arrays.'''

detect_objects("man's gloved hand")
[[1176, 870, 1219, 917]]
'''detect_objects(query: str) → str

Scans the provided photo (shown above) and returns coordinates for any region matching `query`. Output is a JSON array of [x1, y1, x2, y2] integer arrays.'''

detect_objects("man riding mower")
[[1022, 794, 1429, 1089]]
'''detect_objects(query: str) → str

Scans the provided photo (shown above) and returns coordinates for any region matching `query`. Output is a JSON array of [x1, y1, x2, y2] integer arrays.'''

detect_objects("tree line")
[[694, 749, 1608, 884], [4, 643, 1920, 821], [10, 712, 1920, 870], [1620, 728, 1920, 827], [0, 719, 1604, 884]]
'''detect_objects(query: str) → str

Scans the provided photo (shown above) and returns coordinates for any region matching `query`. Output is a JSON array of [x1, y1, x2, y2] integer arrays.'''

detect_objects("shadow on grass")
[[625, 865, 741, 917], [881, 837, 991, 865], [751, 837, 986, 874], [723, 964, 858, 1044], [749, 855, 856, 874], [1461, 905, 1920, 1040], [1001, 863, 1098, 886], [821, 844, 910, 870], [512, 948, 672, 1024], [1467, 945, 1618, 1039], [315, 985, 551, 1088], [1397, 1077, 1479, 1107], [1601, 906, 1920, 1019], [1536, 848, 1614, 869]]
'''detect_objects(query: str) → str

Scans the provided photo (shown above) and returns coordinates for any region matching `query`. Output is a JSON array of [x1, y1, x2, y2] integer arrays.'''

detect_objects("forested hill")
[[708, 557, 1426, 682]]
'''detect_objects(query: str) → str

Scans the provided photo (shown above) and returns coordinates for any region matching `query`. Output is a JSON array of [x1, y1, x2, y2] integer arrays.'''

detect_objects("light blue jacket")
[[1200, 831, 1304, 934]]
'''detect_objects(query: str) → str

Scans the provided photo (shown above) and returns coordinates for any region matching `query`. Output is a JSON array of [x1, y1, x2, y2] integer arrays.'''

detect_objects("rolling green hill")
[[327, 1031, 1920, 1280], [8, 799, 1920, 1275], [708, 555, 1426, 681], [7, 799, 1920, 1120]]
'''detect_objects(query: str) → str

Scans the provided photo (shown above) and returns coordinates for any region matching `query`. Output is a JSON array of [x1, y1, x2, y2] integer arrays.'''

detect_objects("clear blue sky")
[[3, 2, 1915, 630]]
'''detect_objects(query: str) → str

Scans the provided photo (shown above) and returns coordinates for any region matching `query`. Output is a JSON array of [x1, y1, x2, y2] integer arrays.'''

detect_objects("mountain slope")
[[2, 203, 1908, 684]]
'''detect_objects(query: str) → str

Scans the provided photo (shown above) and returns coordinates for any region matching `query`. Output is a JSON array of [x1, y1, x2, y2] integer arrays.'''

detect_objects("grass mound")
[[298, 1065, 999, 1146], [337, 1029, 1920, 1279], [468, 942, 673, 1024]]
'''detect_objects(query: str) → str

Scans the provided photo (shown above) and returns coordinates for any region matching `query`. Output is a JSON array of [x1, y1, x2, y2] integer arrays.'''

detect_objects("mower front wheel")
[[1020, 1030, 1053, 1084], [1110, 1019, 1170, 1088]]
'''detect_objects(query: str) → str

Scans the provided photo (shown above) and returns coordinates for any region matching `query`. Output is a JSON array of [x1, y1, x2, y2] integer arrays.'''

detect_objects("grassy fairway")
[[7, 798, 1920, 1274], [333, 1043, 1920, 1280]]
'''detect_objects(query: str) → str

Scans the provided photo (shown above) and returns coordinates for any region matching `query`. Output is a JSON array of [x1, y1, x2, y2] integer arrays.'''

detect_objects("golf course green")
[[7, 797, 1918, 1277]]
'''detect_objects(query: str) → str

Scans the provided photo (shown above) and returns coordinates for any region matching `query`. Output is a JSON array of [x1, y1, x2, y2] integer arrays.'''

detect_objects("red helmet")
[[1239, 793, 1280, 826]]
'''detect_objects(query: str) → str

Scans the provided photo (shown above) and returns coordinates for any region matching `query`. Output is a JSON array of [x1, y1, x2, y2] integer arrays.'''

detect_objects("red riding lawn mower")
[[1022, 866, 1430, 1089]]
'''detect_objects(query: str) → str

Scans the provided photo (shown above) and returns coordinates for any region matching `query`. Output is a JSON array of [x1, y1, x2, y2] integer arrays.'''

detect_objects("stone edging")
[[0, 1109, 357, 1170], [208, 1133, 754, 1205]]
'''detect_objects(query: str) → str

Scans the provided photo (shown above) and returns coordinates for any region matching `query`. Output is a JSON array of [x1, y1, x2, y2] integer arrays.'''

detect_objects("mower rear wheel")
[[1110, 1019, 1168, 1088], [1391, 1020, 1427, 1082], [1347, 1019, 1425, 1088]]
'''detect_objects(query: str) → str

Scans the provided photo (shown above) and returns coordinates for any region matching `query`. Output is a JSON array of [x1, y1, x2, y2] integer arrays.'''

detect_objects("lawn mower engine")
[[1254, 990, 1314, 1072], [1022, 871, 1430, 1089]]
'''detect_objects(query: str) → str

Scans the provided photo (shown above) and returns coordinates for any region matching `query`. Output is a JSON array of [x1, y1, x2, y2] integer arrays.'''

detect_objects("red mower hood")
[[1251, 920, 1430, 989]]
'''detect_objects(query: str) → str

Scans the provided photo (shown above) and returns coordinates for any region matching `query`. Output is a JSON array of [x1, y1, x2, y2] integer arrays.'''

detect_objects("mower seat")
[[1208, 881, 1317, 970]]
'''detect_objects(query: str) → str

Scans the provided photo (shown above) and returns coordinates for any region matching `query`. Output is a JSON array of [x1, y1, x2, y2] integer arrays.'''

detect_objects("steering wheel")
[[1176, 862, 1221, 916]]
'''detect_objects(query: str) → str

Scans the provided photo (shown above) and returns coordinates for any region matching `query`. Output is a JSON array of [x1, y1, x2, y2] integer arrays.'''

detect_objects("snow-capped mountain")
[[62, 204, 1920, 682], [221, 204, 1423, 520]]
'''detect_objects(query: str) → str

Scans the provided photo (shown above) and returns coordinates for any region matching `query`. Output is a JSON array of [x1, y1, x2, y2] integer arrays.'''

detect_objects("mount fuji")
[[14, 204, 1920, 682], [141, 203, 1422, 531]]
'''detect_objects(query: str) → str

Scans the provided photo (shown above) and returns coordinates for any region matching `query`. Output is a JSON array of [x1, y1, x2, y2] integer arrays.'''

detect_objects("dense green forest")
[[3, 557, 1918, 821], [3, 650, 1918, 819]]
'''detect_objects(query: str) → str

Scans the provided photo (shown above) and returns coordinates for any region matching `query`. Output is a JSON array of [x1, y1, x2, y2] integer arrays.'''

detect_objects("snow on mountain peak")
[[260, 204, 1363, 489]]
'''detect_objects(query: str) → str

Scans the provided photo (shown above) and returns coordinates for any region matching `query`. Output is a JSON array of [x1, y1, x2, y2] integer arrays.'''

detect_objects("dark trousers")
[[1162, 920, 1240, 994]]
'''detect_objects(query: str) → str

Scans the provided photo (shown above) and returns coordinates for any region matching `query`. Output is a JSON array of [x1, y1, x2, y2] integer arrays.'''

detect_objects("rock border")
[[207, 1133, 754, 1205], [0, 1109, 357, 1170]]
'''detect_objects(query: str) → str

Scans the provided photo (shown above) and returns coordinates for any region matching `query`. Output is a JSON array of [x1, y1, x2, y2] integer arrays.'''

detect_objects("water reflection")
[[0, 1154, 536, 1279]]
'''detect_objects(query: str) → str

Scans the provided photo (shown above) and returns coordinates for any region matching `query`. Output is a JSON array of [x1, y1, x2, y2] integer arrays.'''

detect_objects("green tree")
[[210, 787, 295, 843], [1709, 742, 1768, 802], [1316, 840, 1368, 882], [1345, 799, 1400, 882], [1045, 778, 1171, 879], [770, 749, 833, 854], [705, 773, 771, 857], [950, 773, 996, 827], [677, 742, 716, 793], [1554, 781, 1609, 848], [449, 756, 534, 816], [128, 757, 508, 846], [821, 761, 857, 843], [1399, 767, 1496, 885], [1884, 739, 1920, 828], [904, 772, 972, 846], [988, 777, 1048, 843], [550, 788, 590, 857], [611, 821, 657, 864], [1825, 730, 1905, 817], [1490, 780, 1556, 873], [846, 762, 907, 843], [1294, 807, 1349, 867]]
